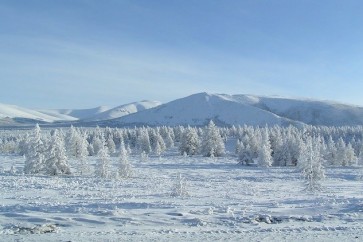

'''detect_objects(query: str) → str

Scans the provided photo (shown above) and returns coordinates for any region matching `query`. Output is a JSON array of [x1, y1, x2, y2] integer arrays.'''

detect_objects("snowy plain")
[[1, 150, 362, 241]]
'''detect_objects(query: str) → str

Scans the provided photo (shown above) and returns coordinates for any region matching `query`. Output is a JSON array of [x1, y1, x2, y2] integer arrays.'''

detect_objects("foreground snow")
[[0, 155, 362, 241]]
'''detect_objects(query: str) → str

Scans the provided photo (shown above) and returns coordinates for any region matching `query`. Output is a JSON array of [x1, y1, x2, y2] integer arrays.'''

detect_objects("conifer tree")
[[24, 124, 46, 174], [95, 137, 110, 178], [45, 129, 71, 175], [179, 127, 200, 156], [201, 121, 225, 157], [298, 137, 325, 192], [117, 140, 132, 178]]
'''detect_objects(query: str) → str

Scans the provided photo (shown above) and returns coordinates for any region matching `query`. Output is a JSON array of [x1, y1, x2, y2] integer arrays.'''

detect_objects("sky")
[[1, 0, 363, 109]]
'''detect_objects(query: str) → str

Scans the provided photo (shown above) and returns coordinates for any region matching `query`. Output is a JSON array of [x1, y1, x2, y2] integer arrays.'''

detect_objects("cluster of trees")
[[0, 122, 362, 178], [233, 125, 362, 167]]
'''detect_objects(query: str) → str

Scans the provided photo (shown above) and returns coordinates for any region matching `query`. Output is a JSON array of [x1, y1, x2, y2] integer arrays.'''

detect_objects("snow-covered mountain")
[[0, 101, 161, 125], [111, 93, 299, 126], [2, 93, 363, 127], [237, 95, 363, 126], [111, 92, 363, 126], [38, 106, 111, 120], [0, 103, 76, 123], [85, 101, 162, 121]]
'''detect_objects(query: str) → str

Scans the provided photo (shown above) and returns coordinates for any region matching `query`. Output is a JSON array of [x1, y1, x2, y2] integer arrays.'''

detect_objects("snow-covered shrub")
[[171, 173, 189, 197]]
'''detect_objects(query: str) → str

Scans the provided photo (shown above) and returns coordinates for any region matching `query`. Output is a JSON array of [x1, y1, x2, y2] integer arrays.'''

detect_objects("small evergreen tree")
[[77, 134, 90, 175], [298, 137, 325, 192], [257, 144, 273, 167], [117, 140, 132, 178], [95, 137, 110, 178], [201, 121, 225, 157], [44, 129, 71, 175], [179, 127, 200, 156], [24, 124, 46, 174]]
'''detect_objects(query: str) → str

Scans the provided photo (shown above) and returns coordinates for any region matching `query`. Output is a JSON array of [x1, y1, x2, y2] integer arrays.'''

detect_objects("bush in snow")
[[140, 151, 149, 162], [171, 173, 189, 197]]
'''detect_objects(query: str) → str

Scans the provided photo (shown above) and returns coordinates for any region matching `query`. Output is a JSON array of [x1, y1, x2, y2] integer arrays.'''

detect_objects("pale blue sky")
[[1, 0, 363, 108]]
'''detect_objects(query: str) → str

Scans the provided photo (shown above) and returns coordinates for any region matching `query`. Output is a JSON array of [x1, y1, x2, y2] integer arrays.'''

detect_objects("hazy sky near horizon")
[[1, 0, 363, 108]]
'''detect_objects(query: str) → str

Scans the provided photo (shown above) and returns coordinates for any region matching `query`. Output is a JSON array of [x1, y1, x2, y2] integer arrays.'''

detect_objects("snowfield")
[[1, 154, 362, 241]]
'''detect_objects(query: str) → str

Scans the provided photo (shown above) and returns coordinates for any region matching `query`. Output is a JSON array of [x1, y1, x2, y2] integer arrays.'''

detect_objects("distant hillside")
[[110, 92, 363, 126], [85, 101, 162, 121], [2, 93, 363, 127]]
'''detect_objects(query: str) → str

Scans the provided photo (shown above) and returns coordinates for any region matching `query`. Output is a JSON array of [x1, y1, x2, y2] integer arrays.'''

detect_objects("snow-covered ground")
[[1, 153, 362, 241]]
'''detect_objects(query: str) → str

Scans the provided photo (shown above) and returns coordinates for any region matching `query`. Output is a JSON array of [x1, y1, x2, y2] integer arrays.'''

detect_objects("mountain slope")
[[85, 101, 162, 121], [111, 93, 297, 126], [38, 106, 111, 120], [3, 93, 363, 127], [231, 95, 363, 126], [0, 103, 75, 122]]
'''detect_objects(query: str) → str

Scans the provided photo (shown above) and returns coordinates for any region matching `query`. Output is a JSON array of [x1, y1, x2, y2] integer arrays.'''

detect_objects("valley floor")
[[0, 155, 362, 241]]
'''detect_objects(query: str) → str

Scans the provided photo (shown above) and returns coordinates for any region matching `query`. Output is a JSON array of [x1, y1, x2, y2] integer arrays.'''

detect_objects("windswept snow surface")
[[1, 154, 362, 241]]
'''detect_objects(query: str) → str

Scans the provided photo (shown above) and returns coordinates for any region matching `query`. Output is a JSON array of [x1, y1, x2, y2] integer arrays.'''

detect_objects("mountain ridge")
[[1, 93, 363, 127]]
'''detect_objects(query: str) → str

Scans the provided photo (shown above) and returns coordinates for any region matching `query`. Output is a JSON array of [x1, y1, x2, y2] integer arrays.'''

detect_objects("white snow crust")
[[1, 152, 362, 241]]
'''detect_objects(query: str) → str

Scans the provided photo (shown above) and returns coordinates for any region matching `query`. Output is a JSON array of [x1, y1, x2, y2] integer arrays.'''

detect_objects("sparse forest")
[[0, 122, 362, 179]]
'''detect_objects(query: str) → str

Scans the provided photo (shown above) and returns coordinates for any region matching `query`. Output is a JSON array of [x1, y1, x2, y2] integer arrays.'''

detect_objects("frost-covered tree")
[[179, 127, 200, 156], [238, 143, 254, 165], [140, 150, 149, 162], [235, 139, 243, 155], [95, 137, 110, 178], [256, 129, 273, 167], [91, 136, 104, 156], [201, 121, 225, 157], [106, 134, 116, 155], [161, 127, 174, 148], [150, 130, 166, 156], [24, 124, 46, 174], [344, 143, 358, 166], [257, 144, 273, 167], [44, 129, 71, 175], [76, 134, 90, 175], [66, 125, 78, 156], [117, 140, 132, 178], [137, 128, 151, 154], [324, 135, 337, 165], [335, 137, 346, 166], [298, 137, 325, 192], [171, 173, 189, 197]]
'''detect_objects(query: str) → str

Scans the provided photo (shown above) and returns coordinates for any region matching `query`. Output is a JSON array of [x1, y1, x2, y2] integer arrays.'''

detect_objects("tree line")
[[0, 122, 362, 179]]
